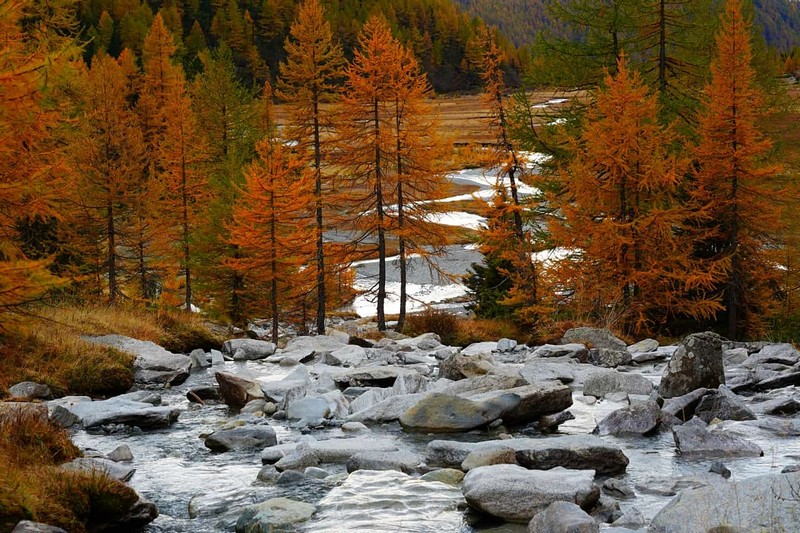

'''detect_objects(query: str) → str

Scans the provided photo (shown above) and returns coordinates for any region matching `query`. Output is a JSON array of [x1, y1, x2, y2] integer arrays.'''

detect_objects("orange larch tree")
[[69, 53, 146, 302], [386, 41, 451, 331], [0, 0, 73, 322], [227, 138, 316, 342], [133, 13, 186, 300], [277, 0, 346, 335], [690, 0, 784, 339], [336, 16, 397, 331], [157, 82, 209, 312], [552, 54, 719, 334]]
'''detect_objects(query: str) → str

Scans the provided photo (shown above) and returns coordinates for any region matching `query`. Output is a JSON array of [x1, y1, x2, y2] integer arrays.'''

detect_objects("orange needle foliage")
[[552, 54, 719, 335], [690, 0, 785, 339], [277, 0, 346, 335], [227, 139, 315, 342], [69, 53, 146, 302], [0, 0, 72, 322]]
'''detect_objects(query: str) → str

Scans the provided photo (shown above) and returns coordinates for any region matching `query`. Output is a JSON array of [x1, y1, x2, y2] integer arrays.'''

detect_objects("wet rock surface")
[[55, 330, 800, 532]]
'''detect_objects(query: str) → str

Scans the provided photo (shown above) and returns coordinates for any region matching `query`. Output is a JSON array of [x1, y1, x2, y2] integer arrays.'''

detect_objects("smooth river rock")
[[215, 372, 265, 408], [66, 398, 179, 429], [87, 334, 190, 385], [261, 437, 399, 464], [205, 426, 277, 452], [462, 465, 599, 523], [399, 392, 519, 432], [527, 501, 599, 533], [466, 382, 573, 426], [650, 471, 800, 533], [596, 400, 661, 436], [673, 418, 763, 457], [693, 385, 756, 422], [427, 435, 629, 475], [235, 497, 316, 532], [659, 332, 725, 399]]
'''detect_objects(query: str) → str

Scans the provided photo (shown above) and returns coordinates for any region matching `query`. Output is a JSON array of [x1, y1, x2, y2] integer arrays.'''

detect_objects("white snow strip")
[[351, 280, 468, 318], [424, 211, 486, 230]]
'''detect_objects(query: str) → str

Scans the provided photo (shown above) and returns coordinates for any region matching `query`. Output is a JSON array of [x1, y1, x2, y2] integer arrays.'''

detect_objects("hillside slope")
[[453, 0, 800, 51]]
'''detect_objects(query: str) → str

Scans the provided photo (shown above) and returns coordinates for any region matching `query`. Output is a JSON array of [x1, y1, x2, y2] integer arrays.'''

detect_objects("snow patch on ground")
[[424, 211, 486, 230], [351, 280, 468, 318]]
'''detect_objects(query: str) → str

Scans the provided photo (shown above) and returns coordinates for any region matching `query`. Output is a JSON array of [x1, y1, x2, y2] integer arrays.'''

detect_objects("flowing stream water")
[[69, 357, 800, 532]]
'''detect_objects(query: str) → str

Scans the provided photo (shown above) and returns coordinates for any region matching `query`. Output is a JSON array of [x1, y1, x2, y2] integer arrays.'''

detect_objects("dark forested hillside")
[[453, 0, 800, 51], [76, 0, 519, 92]]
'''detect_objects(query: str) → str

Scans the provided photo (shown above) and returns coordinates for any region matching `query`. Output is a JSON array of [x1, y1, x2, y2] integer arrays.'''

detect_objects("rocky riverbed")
[[7, 327, 800, 532]]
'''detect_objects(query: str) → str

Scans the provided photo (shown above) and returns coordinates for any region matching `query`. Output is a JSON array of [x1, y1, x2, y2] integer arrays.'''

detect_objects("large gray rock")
[[399, 392, 519, 432], [324, 345, 367, 367], [588, 348, 631, 368], [235, 497, 316, 533], [527, 501, 599, 533], [215, 372, 265, 408], [519, 361, 577, 384], [222, 338, 276, 360], [434, 374, 526, 396], [205, 426, 277, 452], [346, 393, 425, 423], [596, 401, 661, 436], [583, 370, 653, 397], [461, 446, 517, 471], [744, 343, 800, 367], [346, 450, 420, 474], [87, 334, 190, 385], [466, 382, 573, 425], [650, 471, 800, 533], [66, 398, 179, 429], [661, 388, 707, 421], [439, 351, 495, 380], [673, 418, 763, 457], [628, 338, 659, 354], [287, 397, 330, 421], [660, 332, 726, 399], [463, 465, 599, 523], [189, 349, 210, 369], [8, 381, 51, 400], [261, 437, 399, 464], [61, 457, 135, 482], [561, 328, 627, 352], [331, 366, 420, 388], [427, 435, 629, 475], [694, 385, 756, 423], [532, 344, 588, 360], [274, 445, 319, 471]]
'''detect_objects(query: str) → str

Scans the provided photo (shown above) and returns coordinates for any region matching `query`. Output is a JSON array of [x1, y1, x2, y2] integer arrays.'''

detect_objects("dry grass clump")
[[405, 309, 524, 346], [0, 302, 222, 397], [0, 414, 138, 532]]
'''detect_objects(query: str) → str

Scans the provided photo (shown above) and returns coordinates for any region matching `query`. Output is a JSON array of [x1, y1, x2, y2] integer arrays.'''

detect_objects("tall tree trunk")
[[181, 141, 192, 312], [396, 97, 407, 332], [269, 184, 279, 343], [313, 90, 326, 335], [375, 97, 386, 331], [107, 198, 117, 303], [658, 0, 667, 94]]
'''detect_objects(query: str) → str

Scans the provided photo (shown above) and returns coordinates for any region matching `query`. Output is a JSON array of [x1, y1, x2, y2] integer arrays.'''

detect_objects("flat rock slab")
[[466, 382, 573, 425], [235, 497, 316, 532], [650, 471, 800, 533], [694, 385, 756, 423], [261, 438, 399, 465], [87, 334, 190, 385], [519, 360, 577, 384], [67, 398, 179, 429], [61, 457, 135, 482], [285, 335, 348, 354], [583, 370, 653, 398], [463, 465, 599, 523], [673, 421, 763, 457], [346, 393, 425, 423], [532, 344, 588, 360], [222, 339, 276, 361], [346, 450, 421, 474], [427, 435, 629, 476], [562, 327, 626, 352], [399, 392, 519, 432], [597, 401, 661, 436], [205, 426, 277, 452]]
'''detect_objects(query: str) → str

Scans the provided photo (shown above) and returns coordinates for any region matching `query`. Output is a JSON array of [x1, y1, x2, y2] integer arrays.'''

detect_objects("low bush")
[[405, 309, 461, 345]]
